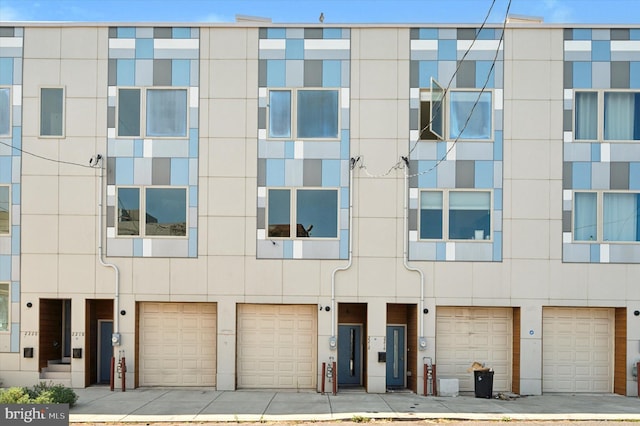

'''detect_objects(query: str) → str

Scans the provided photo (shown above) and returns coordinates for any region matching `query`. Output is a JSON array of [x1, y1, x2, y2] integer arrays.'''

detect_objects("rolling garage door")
[[436, 307, 512, 392], [139, 302, 217, 386], [237, 304, 316, 389], [543, 307, 613, 393]]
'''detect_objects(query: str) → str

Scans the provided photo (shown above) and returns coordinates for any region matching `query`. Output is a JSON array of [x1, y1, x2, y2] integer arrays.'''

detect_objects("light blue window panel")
[[117, 59, 135, 86], [340, 187, 349, 209], [494, 188, 502, 210], [11, 282, 19, 302], [285, 141, 294, 158], [0, 157, 10, 182], [190, 59, 199, 86], [267, 28, 286, 39], [591, 40, 610, 62], [475, 161, 494, 188], [11, 183, 19, 205], [285, 60, 303, 88], [324, 28, 343, 39], [322, 60, 341, 87], [630, 163, 640, 190], [11, 229, 19, 255], [134, 139, 143, 157], [573, 62, 592, 89], [477, 28, 495, 40], [631, 62, 640, 89], [286, 28, 304, 39], [340, 230, 349, 258], [418, 161, 437, 188], [269, 90, 292, 138], [493, 232, 502, 261], [0, 88, 10, 136], [115, 158, 134, 185], [135, 39, 153, 59], [436, 242, 446, 260], [572, 162, 592, 189], [189, 129, 198, 157], [136, 27, 153, 38], [285, 39, 304, 60], [632, 30, 640, 40], [283, 240, 293, 258], [170, 158, 189, 185], [322, 160, 341, 187], [573, 29, 592, 40], [419, 28, 438, 40], [189, 186, 197, 207], [134, 59, 153, 86], [475, 61, 495, 88], [133, 238, 143, 256], [117, 27, 136, 38], [0, 58, 12, 85], [172, 60, 191, 86], [419, 61, 438, 87], [591, 143, 601, 162], [297, 90, 339, 139], [438, 40, 457, 61], [173, 28, 192, 39], [340, 130, 350, 160], [494, 131, 503, 161], [266, 60, 286, 87], [0, 255, 10, 280], [188, 228, 197, 257], [266, 159, 285, 186], [449, 91, 492, 140], [436, 141, 448, 160], [590, 244, 600, 262]]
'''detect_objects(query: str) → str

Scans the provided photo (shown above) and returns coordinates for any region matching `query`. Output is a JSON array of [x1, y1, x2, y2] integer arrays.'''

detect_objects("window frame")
[[572, 190, 640, 243], [39, 86, 65, 138], [0, 185, 10, 236], [573, 89, 640, 142], [115, 185, 189, 238], [0, 282, 9, 333], [0, 86, 12, 138], [115, 87, 190, 139], [266, 88, 341, 141], [266, 187, 340, 240], [418, 189, 493, 242], [419, 87, 494, 142]]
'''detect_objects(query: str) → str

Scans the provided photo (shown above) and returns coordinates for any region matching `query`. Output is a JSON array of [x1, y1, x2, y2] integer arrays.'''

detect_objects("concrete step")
[[46, 362, 71, 373], [40, 370, 71, 380]]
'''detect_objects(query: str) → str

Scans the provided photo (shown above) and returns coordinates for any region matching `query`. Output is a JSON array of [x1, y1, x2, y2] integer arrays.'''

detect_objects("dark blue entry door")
[[386, 325, 405, 389], [99, 320, 113, 384], [338, 324, 362, 385]]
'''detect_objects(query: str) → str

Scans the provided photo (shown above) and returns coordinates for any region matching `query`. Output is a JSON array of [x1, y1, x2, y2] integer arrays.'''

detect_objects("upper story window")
[[268, 89, 339, 140], [0, 185, 9, 235], [40, 87, 64, 137], [0, 282, 8, 332], [420, 190, 492, 241], [267, 188, 338, 239], [574, 90, 640, 141], [117, 88, 188, 138], [420, 83, 493, 141], [117, 186, 187, 237], [0, 87, 11, 137], [574, 191, 640, 242]]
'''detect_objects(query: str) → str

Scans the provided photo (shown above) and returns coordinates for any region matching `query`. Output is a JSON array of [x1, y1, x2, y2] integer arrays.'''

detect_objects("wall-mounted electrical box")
[[378, 352, 386, 362]]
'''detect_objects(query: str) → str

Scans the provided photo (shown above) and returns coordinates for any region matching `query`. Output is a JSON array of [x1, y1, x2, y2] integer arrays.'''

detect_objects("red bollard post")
[[637, 362, 640, 398], [321, 362, 326, 394], [332, 361, 337, 395], [423, 363, 428, 396], [432, 364, 437, 396], [110, 357, 115, 391], [121, 357, 127, 392]]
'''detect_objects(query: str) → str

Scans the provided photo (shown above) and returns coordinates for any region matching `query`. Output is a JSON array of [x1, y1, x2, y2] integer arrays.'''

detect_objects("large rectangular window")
[[572, 191, 640, 243], [267, 188, 338, 239], [40, 87, 64, 137], [419, 190, 491, 241], [575, 91, 598, 140], [0, 87, 10, 136], [449, 91, 492, 140], [0, 282, 8, 332], [574, 192, 597, 241], [267, 89, 340, 140], [116, 88, 188, 138], [0, 186, 9, 234], [574, 90, 640, 142], [117, 88, 141, 137], [116, 187, 187, 237]]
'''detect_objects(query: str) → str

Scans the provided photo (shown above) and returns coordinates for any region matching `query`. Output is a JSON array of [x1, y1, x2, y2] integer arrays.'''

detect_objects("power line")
[[0, 140, 97, 169]]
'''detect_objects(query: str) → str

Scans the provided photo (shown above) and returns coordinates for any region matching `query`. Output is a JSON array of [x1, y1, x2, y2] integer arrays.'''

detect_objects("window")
[[419, 86, 493, 141], [419, 190, 491, 241], [267, 89, 339, 140], [117, 88, 188, 138], [574, 90, 640, 141], [267, 188, 338, 238], [573, 191, 640, 242], [117, 187, 187, 237], [40, 87, 64, 137], [0, 186, 9, 234], [0, 282, 8, 332], [0, 87, 10, 136]]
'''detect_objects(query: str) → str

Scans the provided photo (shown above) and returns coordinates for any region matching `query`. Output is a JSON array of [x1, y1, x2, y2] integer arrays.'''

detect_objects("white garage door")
[[139, 302, 216, 386], [237, 304, 316, 389], [436, 307, 512, 392], [543, 307, 613, 393]]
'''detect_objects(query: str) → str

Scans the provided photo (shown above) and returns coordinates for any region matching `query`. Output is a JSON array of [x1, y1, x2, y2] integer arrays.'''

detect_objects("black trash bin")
[[473, 369, 494, 398]]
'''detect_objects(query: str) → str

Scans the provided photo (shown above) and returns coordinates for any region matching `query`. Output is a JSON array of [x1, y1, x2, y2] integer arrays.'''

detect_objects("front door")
[[98, 320, 113, 384], [386, 325, 405, 389], [338, 324, 362, 386]]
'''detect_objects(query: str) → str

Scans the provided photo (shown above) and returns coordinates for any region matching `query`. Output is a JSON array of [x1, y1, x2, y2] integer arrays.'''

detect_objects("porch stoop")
[[40, 359, 71, 387]]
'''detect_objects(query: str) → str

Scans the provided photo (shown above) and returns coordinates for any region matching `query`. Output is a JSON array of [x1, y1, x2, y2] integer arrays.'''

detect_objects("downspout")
[[96, 155, 121, 341], [403, 164, 426, 350], [329, 157, 356, 348]]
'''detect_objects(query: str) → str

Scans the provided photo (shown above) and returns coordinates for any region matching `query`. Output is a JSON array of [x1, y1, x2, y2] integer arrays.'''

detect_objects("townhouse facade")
[[0, 19, 639, 396]]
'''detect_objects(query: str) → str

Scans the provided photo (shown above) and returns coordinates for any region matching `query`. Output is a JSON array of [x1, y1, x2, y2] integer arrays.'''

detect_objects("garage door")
[[436, 307, 512, 392], [139, 302, 216, 386], [237, 304, 316, 389], [543, 307, 613, 393]]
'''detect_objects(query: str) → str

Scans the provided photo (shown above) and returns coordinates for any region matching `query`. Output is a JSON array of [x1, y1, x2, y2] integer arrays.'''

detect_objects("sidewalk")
[[69, 387, 640, 423]]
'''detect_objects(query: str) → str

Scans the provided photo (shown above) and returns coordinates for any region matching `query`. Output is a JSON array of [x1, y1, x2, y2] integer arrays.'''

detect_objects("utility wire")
[[0, 140, 97, 169]]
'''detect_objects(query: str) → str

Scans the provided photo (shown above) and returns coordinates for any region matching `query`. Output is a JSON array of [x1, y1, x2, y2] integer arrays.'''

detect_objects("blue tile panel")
[[563, 28, 640, 263], [409, 27, 504, 262], [257, 28, 350, 259], [107, 27, 199, 258], [0, 28, 22, 353]]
